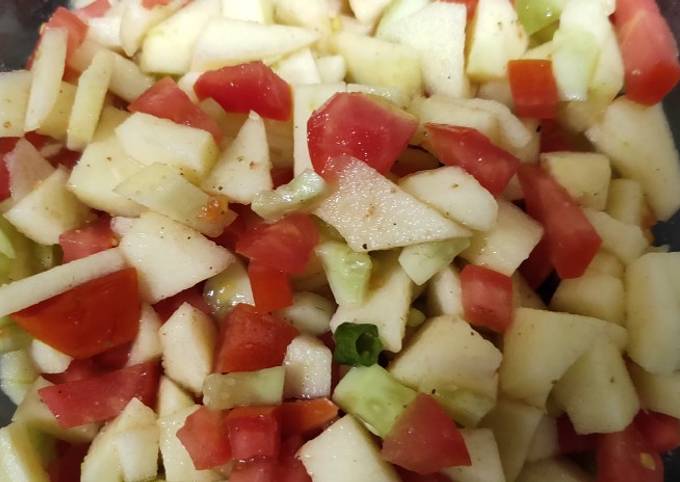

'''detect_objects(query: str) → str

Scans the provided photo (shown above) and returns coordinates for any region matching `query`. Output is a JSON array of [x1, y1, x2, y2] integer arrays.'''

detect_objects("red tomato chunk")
[[615, 0, 680, 105], [177, 406, 232, 470], [381, 394, 471, 474], [214, 304, 298, 373], [0, 158, 9, 202], [194, 62, 292, 121], [635, 410, 680, 453], [557, 415, 597, 454], [12, 269, 141, 359], [508, 59, 559, 119], [425, 124, 520, 196], [236, 213, 319, 275], [518, 164, 601, 279], [307, 93, 418, 175], [248, 262, 294, 313], [278, 398, 339, 437], [59, 216, 117, 263], [48, 442, 89, 482], [129, 77, 222, 142], [38, 362, 160, 428], [596, 422, 664, 482], [153, 285, 211, 322], [75, 0, 111, 18], [226, 406, 281, 461], [460, 264, 514, 333], [519, 238, 553, 290]]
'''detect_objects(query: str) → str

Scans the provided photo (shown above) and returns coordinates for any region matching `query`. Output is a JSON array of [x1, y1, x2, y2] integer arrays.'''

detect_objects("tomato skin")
[[0, 157, 9, 202], [518, 164, 601, 279], [44, 7, 88, 59], [128, 77, 222, 142], [177, 406, 232, 470], [271, 167, 294, 189], [635, 411, 680, 453], [215, 304, 298, 373], [12, 269, 141, 359], [142, 0, 172, 7], [76, 0, 111, 17], [519, 238, 553, 290], [397, 468, 452, 482], [153, 285, 212, 322], [508, 60, 559, 119], [194, 62, 292, 121], [236, 214, 319, 275], [278, 398, 339, 437], [381, 394, 471, 474], [38, 362, 160, 428], [615, 0, 680, 105], [307, 93, 418, 175], [460, 265, 514, 333], [425, 124, 520, 196], [59, 216, 117, 263], [596, 422, 664, 482], [557, 415, 597, 454], [248, 262, 294, 313], [226, 406, 281, 461]]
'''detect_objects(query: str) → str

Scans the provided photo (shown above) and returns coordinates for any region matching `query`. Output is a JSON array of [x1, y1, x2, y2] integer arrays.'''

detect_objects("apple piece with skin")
[[378, 1, 469, 98]]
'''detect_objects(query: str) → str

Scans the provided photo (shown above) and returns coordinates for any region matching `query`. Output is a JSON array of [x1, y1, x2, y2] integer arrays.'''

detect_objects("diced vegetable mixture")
[[0, 0, 679, 481]]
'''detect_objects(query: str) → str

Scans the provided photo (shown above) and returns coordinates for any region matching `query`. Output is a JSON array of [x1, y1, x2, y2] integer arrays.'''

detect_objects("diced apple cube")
[[140, 0, 222, 75], [275, 48, 321, 86], [283, 334, 332, 399], [0, 423, 49, 482], [517, 458, 592, 482], [526, 416, 558, 462], [121, 0, 183, 57], [583, 250, 624, 278], [426, 265, 463, 317], [442, 428, 505, 482], [36, 82, 75, 141], [541, 152, 611, 210], [298, 415, 400, 482], [333, 32, 422, 98], [461, 201, 543, 276], [29, 340, 72, 375], [628, 362, 680, 419], [119, 212, 233, 303], [584, 208, 649, 264], [112, 425, 160, 482], [389, 316, 502, 398], [277, 292, 334, 336], [157, 375, 195, 418], [550, 274, 625, 325], [128, 304, 163, 366], [316, 55, 347, 83], [0, 70, 32, 137], [192, 19, 320, 71], [116, 112, 219, 180], [399, 166, 497, 231], [25, 28, 67, 132], [553, 338, 639, 434], [202, 111, 272, 203], [4, 167, 92, 245], [606, 178, 645, 227]]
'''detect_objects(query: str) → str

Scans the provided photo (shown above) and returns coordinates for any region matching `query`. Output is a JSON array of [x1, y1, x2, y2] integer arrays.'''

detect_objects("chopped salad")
[[0, 0, 680, 481]]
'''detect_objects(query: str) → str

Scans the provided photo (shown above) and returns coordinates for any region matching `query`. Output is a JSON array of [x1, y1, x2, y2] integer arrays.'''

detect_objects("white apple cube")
[[121, 0, 183, 57], [202, 111, 272, 203], [389, 316, 502, 399], [275, 48, 321, 86], [550, 274, 625, 325], [378, 2, 468, 98], [140, 0, 221, 74], [157, 375, 195, 418], [332, 32, 422, 98], [442, 428, 506, 482], [24, 28, 67, 132], [628, 362, 680, 419], [277, 292, 334, 336], [500, 307, 615, 408], [222, 0, 273, 23], [330, 255, 412, 352], [93, 106, 130, 142], [191, 18, 319, 71], [283, 334, 332, 399], [480, 398, 543, 482], [85, 1, 126, 50], [541, 152, 611, 210], [586, 98, 680, 221], [517, 458, 592, 482], [29, 340, 72, 375], [67, 50, 113, 151], [606, 178, 645, 227], [128, 304, 163, 366], [272, 0, 333, 35], [553, 338, 639, 434], [512, 273, 546, 310], [0, 70, 32, 137], [584, 250, 624, 278], [4, 167, 92, 245], [108, 53, 155, 103], [119, 212, 234, 303], [626, 253, 680, 374], [349, 0, 392, 25], [36, 82, 75, 141], [526, 416, 558, 462], [293, 82, 347, 175], [466, 0, 528, 81], [116, 112, 220, 180], [0, 423, 49, 482], [426, 265, 463, 317], [68, 136, 146, 217], [346, 83, 410, 109], [314, 158, 470, 252], [399, 166, 497, 231], [112, 426, 160, 482], [461, 201, 543, 276], [160, 302, 217, 395], [298, 415, 400, 482], [583, 208, 649, 264], [0, 248, 126, 318], [316, 55, 347, 83]]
